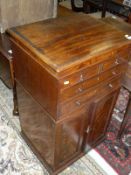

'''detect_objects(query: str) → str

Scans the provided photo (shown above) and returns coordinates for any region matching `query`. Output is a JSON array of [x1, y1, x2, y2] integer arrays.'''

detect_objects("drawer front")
[[59, 77, 121, 118], [99, 64, 126, 82], [59, 87, 98, 117], [60, 64, 125, 102], [101, 45, 129, 72], [60, 76, 99, 102], [102, 57, 127, 72], [98, 77, 121, 96], [59, 64, 99, 89]]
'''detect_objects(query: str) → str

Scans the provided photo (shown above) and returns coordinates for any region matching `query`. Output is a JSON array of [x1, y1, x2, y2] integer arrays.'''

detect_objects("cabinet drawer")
[[59, 77, 121, 118], [102, 57, 127, 72], [60, 76, 99, 102], [59, 64, 99, 89], [60, 64, 125, 102], [98, 77, 121, 96], [99, 64, 126, 82], [59, 87, 97, 117]]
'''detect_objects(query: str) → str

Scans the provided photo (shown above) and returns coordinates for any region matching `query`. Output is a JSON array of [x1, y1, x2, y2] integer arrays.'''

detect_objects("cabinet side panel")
[[11, 41, 58, 119], [17, 82, 55, 168]]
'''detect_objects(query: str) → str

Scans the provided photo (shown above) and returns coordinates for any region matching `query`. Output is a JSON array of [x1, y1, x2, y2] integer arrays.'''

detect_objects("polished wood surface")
[[101, 17, 131, 35], [7, 12, 131, 174], [7, 13, 131, 74], [84, 89, 119, 152], [0, 0, 56, 32]]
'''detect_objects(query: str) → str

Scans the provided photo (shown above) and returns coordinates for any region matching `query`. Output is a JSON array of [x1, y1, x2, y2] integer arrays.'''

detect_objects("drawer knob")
[[115, 59, 119, 65], [8, 49, 13, 54], [64, 80, 70, 85], [112, 71, 116, 75], [108, 84, 113, 88], [75, 101, 81, 106], [80, 74, 84, 82], [86, 126, 90, 134], [78, 88, 83, 92]]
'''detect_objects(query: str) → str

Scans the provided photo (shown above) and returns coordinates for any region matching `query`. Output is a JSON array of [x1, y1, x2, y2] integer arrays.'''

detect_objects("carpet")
[[96, 88, 131, 175], [0, 80, 107, 175]]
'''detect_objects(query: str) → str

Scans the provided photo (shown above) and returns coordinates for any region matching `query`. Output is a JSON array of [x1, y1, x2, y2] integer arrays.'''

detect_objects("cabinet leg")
[[13, 83, 19, 116], [9, 59, 19, 116]]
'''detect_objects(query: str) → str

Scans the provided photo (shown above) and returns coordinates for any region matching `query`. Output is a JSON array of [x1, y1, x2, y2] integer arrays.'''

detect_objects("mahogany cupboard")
[[7, 13, 131, 174]]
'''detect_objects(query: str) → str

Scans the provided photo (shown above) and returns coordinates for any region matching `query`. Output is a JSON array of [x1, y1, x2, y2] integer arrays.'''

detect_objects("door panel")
[[84, 89, 119, 151], [55, 109, 87, 167]]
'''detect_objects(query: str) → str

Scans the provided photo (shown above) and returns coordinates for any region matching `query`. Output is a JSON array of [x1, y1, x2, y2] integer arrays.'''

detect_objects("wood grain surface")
[[7, 13, 131, 73]]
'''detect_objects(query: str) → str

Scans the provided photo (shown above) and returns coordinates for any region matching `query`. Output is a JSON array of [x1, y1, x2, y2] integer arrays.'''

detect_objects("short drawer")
[[59, 64, 125, 102], [98, 77, 121, 96], [101, 57, 127, 72], [59, 86, 98, 117], [99, 64, 126, 82], [59, 64, 99, 89], [60, 76, 99, 102]]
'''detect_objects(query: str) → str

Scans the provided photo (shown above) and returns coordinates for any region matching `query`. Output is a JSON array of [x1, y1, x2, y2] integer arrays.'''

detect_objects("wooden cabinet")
[[7, 12, 131, 175]]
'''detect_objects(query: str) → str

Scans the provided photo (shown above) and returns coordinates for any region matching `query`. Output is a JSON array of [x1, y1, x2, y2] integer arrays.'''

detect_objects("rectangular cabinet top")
[[7, 14, 131, 73]]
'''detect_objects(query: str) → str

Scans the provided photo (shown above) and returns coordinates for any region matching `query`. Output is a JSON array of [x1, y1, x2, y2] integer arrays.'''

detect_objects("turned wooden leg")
[[9, 59, 19, 116], [13, 81, 19, 116]]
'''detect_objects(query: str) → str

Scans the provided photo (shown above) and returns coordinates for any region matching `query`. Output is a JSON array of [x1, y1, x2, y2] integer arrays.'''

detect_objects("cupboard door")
[[55, 110, 87, 168], [84, 89, 119, 152]]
